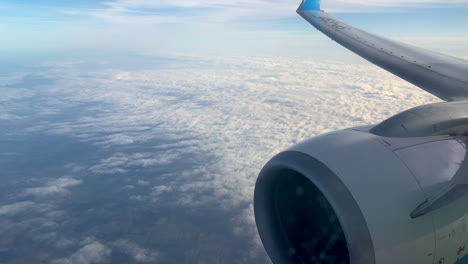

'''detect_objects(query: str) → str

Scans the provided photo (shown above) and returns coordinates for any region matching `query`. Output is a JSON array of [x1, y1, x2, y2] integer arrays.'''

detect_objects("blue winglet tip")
[[300, 0, 321, 11]]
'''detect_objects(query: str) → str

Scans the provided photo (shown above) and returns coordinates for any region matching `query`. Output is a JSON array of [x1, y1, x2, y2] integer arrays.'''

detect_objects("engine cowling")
[[254, 128, 468, 264]]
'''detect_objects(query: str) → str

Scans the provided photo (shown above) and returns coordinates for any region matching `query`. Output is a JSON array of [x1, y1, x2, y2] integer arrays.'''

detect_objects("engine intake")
[[254, 150, 375, 264], [272, 168, 348, 263]]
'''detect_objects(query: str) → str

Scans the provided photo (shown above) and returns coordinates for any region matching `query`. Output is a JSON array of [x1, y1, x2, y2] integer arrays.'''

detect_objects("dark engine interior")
[[272, 169, 349, 264]]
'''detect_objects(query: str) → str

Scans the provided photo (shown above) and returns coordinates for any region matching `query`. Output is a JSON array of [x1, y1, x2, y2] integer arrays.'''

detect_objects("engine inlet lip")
[[254, 151, 376, 264]]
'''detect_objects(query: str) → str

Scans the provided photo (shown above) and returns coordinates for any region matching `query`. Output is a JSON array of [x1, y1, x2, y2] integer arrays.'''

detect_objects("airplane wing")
[[255, 2, 468, 263], [297, 0, 468, 101]]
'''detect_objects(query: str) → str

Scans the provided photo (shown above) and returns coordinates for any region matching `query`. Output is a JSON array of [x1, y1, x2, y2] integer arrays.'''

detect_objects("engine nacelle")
[[254, 128, 468, 264]]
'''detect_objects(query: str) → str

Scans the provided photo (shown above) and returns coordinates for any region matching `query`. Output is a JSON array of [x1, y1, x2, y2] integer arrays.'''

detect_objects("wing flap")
[[297, 0, 468, 101]]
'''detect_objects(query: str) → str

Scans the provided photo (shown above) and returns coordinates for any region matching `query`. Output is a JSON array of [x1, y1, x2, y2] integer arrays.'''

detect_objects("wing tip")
[[298, 0, 321, 11]]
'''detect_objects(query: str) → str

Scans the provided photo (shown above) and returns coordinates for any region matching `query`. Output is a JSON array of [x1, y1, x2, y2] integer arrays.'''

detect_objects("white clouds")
[[112, 239, 159, 263], [79, 0, 468, 27], [0, 88, 36, 102], [0, 201, 72, 252], [136, 180, 150, 186], [53, 240, 111, 264], [0, 201, 35, 216], [150, 185, 174, 202], [1, 55, 442, 262], [95, 0, 468, 22], [0, 72, 28, 87], [25, 56, 440, 209], [3, 0, 467, 58], [62, 0, 468, 57], [0, 178, 88, 262], [74, 57, 438, 248], [0, 113, 24, 121], [93, 0, 295, 24], [10, 228, 156, 263], [22, 177, 83, 197], [98, 134, 135, 146], [0, 87, 37, 120], [4, 55, 441, 221], [89, 152, 179, 174], [7, 0, 455, 59]]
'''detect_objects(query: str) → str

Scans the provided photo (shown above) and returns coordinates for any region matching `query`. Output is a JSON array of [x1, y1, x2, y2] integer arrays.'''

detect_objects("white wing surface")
[[297, 0, 468, 101]]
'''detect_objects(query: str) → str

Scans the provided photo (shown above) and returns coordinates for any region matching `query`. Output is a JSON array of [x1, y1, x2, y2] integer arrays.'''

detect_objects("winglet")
[[298, 0, 321, 11]]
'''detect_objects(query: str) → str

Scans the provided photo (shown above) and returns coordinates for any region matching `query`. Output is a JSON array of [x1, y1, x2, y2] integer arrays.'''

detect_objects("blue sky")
[[1, 0, 468, 61]]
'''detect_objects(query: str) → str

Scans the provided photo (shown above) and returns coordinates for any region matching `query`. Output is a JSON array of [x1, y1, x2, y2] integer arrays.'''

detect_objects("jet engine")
[[254, 126, 468, 264]]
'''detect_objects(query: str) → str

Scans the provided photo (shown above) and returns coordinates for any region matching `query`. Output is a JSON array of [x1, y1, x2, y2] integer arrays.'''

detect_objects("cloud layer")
[[0, 55, 440, 263], [22, 177, 82, 197], [53, 240, 111, 264]]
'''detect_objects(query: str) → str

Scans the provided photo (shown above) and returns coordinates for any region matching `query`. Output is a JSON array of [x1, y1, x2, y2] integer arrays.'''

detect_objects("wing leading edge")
[[297, 0, 468, 101]]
